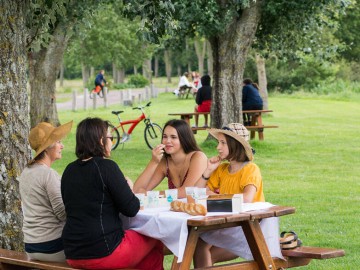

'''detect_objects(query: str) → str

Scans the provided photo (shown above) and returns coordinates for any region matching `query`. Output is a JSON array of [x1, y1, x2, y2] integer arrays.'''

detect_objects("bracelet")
[[202, 174, 210, 180]]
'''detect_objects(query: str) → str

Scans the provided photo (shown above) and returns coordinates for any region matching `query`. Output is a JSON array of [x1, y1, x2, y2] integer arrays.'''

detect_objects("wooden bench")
[[0, 248, 138, 270], [242, 109, 278, 140], [281, 246, 345, 268], [168, 110, 278, 140], [178, 86, 194, 99]]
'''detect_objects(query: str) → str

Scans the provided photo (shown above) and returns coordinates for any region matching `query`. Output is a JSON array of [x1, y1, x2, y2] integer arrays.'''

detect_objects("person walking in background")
[[194, 123, 264, 268], [194, 75, 212, 128], [18, 121, 73, 262], [133, 119, 207, 199], [242, 78, 263, 125], [61, 118, 163, 270]]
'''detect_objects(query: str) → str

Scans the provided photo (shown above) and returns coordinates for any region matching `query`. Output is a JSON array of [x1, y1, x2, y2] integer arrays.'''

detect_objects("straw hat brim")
[[33, 121, 73, 158], [207, 128, 254, 161]]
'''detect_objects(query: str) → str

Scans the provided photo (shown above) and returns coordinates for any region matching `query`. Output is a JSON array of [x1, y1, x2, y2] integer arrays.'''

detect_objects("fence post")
[[84, 88, 88, 110], [138, 93, 142, 103], [93, 92, 97, 109], [145, 86, 150, 100], [103, 87, 108, 108], [72, 89, 77, 112]]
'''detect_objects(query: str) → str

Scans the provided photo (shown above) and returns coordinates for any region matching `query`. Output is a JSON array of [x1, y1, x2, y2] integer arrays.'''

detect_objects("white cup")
[[135, 193, 145, 210], [194, 187, 207, 200], [147, 190, 160, 208], [165, 189, 178, 203], [185, 187, 195, 203]]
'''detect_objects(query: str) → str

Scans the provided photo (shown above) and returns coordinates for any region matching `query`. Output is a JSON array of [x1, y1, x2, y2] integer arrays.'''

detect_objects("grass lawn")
[[54, 88, 360, 269]]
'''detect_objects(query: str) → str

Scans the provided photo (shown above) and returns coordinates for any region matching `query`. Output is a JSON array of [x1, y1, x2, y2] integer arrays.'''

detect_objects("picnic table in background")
[[168, 109, 278, 140]]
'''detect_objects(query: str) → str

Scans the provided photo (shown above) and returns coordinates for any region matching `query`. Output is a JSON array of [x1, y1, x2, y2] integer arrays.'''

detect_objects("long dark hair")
[[225, 135, 249, 162], [162, 119, 200, 154], [75, 117, 109, 159]]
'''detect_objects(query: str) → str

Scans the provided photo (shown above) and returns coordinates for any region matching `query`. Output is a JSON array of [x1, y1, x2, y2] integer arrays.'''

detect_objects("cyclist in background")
[[93, 70, 107, 95]]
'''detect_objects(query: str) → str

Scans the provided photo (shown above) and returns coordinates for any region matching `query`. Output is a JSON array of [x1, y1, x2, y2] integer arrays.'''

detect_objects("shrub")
[[127, 74, 149, 88]]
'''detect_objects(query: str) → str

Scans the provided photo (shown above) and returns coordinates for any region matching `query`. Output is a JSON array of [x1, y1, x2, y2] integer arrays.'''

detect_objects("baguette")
[[170, 201, 207, 216]]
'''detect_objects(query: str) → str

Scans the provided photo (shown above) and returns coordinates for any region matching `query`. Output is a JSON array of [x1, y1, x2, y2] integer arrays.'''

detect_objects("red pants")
[[93, 85, 102, 93], [66, 230, 164, 270], [198, 100, 212, 112]]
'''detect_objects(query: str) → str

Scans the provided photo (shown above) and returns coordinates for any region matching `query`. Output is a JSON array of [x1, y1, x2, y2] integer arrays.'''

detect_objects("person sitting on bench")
[[242, 78, 263, 125], [174, 72, 197, 96], [18, 121, 73, 262], [194, 74, 212, 128]]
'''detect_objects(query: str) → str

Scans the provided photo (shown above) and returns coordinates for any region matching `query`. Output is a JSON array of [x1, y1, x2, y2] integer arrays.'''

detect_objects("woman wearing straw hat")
[[18, 121, 73, 262], [194, 123, 265, 268], [61, 118, 164, 270]]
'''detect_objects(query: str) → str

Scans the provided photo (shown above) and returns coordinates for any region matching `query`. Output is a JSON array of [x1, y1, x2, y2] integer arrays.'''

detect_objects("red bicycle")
[[109, 102, 162, 150]]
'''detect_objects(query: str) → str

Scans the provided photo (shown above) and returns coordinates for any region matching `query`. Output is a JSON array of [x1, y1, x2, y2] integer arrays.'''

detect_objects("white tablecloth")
[[122, 202, 283, 263]]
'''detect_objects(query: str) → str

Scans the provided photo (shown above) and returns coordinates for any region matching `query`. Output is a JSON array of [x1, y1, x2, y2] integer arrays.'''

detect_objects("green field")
[[54, 89, 360, 269]]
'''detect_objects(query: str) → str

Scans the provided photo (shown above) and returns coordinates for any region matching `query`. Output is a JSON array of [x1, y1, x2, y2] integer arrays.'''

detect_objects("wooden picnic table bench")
[[168, 110, 278, 140], [178, 86, 195, 99]]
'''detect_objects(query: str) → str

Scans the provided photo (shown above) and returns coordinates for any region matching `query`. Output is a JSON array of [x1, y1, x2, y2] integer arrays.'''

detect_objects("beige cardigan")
[[18, 164, 65, 243]]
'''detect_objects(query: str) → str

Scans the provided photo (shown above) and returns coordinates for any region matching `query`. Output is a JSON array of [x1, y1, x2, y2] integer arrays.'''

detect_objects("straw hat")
[[208, 123, 253, 161], [29, 121, 73, 158]]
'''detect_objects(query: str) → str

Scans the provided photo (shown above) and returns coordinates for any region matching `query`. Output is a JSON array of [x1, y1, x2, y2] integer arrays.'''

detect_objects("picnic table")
[[168, 110, 278, 140], [0, 203, 345, 270], [123, 203, 344, 270]]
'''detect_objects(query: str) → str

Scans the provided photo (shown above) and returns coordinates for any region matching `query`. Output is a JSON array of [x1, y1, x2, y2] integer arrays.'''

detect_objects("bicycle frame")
[[116, 112, 146, 135]]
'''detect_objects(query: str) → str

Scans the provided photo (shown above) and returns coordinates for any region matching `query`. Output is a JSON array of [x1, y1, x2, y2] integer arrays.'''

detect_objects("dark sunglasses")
[[107, 136, 114, 141]]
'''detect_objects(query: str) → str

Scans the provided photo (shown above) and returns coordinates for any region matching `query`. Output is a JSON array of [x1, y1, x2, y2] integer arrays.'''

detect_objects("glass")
[[165, 189, 178, 203], [194, 187, 207, 200], [135, 193, 145, 210], [185, 187, 195, 203], [147, 190, 159, 208]]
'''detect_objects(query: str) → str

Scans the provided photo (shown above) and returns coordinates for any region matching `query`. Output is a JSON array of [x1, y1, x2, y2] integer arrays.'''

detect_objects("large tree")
[[0, 0, 32, 250], [27, 0, 111, 127], [124, 0, 350, 127], [0, 0, 89, 250]]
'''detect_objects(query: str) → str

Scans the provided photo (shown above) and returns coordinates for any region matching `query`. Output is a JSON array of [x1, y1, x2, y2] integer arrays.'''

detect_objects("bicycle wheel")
[[109, 124, 120, 150], [144, 123, 162, 150]]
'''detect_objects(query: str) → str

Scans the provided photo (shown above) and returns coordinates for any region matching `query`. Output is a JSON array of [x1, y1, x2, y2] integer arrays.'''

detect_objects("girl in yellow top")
[[194, 123, 264, 267]]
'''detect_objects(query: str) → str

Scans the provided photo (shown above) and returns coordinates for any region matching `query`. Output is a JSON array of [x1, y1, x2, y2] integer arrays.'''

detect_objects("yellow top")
[[207, 162, 265, 202]]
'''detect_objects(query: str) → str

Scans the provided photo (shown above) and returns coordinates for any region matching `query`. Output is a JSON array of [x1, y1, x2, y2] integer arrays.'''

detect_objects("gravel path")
[[56, 87, 170, 111]]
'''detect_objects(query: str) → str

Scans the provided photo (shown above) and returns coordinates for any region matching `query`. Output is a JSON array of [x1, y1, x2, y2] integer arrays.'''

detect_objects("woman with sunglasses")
[[61, 117, 164, 270]]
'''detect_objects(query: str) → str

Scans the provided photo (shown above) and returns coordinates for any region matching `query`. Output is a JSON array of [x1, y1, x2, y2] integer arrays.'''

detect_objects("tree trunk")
[[82, 63, 90, 88], [28, 23, 72, 127], [194, 38, 206, 75], [117, 68, 125, 83], [177, 65, 181, 77], [255, 53, 269, 110], [0, 0, 30, 250], [59, 62, 64, 87], [112, 63, 117, 83], [164, 50, 172, 83], [186, 39, 191, 72], [133, 66, 138, 75], [209, 1, 262, 128], [206, 40, 213, 77], [154, 56, 159, 77], [142, 59, 152, 82]]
